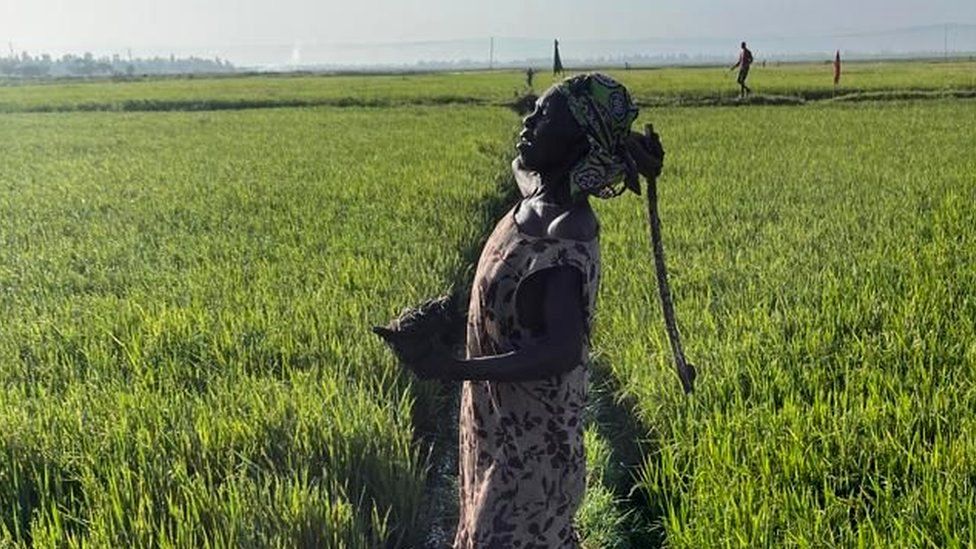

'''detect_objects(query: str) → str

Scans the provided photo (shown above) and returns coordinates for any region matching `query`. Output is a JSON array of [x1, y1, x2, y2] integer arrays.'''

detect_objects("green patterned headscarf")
[[554, 73, 639, 200]]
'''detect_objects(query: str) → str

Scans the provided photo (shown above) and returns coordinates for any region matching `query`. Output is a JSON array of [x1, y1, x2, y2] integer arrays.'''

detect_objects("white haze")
[[1, 0, 975, 68]]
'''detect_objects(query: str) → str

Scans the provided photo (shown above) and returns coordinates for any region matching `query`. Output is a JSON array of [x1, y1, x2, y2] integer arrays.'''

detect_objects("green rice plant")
[[593, 99, 976, 546], [0, 105, 516, 546], [2, 67, 975, 547]]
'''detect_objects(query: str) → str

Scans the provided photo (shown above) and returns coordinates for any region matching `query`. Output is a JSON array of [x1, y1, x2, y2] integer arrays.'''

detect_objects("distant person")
[[375, 73, 664, 547], [833, 50, 841, 88], [730, 41, 753, 97], [526, 66, 535, 89], [553, 39, 564, 75]]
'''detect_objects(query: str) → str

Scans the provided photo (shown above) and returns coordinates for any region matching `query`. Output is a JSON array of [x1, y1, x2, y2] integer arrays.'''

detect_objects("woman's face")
[[516, 88, 587, 175]]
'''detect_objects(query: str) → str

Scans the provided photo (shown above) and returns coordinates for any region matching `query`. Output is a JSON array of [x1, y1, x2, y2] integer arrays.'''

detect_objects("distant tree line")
[[0, 51, 235, 78]]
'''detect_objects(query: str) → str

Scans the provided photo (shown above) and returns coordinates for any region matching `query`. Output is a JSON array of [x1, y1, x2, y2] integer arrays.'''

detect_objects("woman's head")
[[517, 88, 588, 178], [517, 73, 639, 200]]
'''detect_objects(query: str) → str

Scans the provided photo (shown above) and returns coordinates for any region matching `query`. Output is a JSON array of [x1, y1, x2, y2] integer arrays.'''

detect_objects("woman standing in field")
[[379, 73, 663, 547]]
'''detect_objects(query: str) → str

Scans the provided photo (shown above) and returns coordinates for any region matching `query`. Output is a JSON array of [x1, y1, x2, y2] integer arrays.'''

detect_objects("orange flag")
[[833, 50, 841, 85]]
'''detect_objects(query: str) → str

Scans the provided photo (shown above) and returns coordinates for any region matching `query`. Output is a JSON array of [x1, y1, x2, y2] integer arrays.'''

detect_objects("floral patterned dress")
[[453, 203, 600, 548]]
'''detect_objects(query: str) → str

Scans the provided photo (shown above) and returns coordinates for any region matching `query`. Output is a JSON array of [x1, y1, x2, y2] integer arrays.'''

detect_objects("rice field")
[[0, 106, 515, 546], [1, 60, 974, 111], [1, 61, 975, 547], [597, 100, 976, 546]]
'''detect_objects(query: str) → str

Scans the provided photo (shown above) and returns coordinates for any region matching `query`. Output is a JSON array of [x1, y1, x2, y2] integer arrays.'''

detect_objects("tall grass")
[[0, 106, 515, 545], [594, 100, 976, 545]]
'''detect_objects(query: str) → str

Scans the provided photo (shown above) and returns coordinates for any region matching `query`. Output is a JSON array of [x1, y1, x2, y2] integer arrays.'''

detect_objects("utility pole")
[[489, 37, 494, 70], [944, 24, 948, 61]]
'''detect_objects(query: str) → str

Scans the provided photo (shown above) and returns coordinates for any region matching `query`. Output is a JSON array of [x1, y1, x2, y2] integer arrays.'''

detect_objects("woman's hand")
[[403, 343, 455, 380], [372, 326, 432, 364], [625, 128, 665, 181], [373, 325, 453, 380]]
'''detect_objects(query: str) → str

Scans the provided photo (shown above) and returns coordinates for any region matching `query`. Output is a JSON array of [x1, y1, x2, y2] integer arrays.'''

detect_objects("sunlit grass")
[[0, 105, 515, 546], [594, 100, 976, 546]]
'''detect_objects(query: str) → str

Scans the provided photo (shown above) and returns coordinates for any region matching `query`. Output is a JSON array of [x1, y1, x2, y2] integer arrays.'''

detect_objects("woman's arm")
[[409, 267, 585, 382]]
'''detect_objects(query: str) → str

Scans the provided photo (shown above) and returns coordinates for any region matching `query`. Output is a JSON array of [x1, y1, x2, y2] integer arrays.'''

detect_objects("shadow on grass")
[[828, 88, 976, 102], [3, 87, 974, 116], [639, 93, 806, 108], [583, 357, 667, 548], [635, 87, 976, 108], [3, 96, 485, 114]]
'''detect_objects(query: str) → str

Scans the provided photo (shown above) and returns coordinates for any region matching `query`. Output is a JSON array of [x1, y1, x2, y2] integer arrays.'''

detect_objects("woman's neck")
[[513, 158, 585, 208], [537, 171, 574, 207]]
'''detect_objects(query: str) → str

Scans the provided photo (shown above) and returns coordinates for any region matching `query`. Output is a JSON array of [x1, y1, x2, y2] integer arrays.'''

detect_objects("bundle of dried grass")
[[372, 293, 466, 365]]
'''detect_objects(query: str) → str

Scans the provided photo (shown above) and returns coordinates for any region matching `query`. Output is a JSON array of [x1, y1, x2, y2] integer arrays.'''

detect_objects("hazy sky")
[[2, 0, 974, 56]]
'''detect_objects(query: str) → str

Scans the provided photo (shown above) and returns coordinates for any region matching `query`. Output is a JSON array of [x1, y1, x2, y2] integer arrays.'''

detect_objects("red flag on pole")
[[833, 50, 841, 86]]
